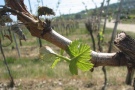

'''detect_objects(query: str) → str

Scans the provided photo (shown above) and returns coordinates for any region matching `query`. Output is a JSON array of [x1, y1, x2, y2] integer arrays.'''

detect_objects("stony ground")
[[0, 78, 133, 90]]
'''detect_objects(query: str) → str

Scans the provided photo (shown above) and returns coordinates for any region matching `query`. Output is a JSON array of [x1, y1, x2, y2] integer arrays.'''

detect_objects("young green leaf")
[[68, 40, 93, 75], [77, 60, 93, 71], [51, 49, 65, 68], [40, 41, 93, 75], [51, 57, 61, 68], [60, 49, 64, 56], [99, 29, 104, 41], [69, 59, 78, 75]]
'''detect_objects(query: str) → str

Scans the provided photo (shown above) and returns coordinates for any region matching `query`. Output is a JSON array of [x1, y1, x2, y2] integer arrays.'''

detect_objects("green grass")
[[0, 57, 73, 80]]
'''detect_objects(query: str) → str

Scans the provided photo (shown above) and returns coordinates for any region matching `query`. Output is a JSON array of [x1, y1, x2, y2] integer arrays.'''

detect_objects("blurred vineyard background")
[[0, 0, 135, 90]]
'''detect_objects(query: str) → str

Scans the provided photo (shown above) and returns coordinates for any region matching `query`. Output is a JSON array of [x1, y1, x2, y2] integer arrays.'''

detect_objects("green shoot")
[[39, 40, 93, 75]]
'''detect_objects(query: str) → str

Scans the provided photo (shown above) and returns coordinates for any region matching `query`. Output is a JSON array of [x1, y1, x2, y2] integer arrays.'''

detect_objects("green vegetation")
[[0, 57, 70, 79], [39, 40, 93, 75], [68, 40, 93, 75], [120, 14, 135, 24]]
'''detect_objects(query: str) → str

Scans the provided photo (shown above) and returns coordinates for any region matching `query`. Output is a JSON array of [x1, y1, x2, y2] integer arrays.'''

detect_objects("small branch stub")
[[114, 32, 135, 85], [114, 32, 135, 64]]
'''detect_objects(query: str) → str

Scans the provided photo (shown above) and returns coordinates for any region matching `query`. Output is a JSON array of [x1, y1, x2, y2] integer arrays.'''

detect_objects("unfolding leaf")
[[68, 40, 93, 75], [77, 60, 93, 71], [52, 49, 64, 68], [69, 59, 78, 75], [99, 29, 104, 41], [51, 57, 60, 68]]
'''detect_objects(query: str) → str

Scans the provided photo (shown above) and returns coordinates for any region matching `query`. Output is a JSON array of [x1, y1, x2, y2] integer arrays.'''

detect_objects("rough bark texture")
[[114, 32, 135, 85], [114, 32, 135, 62], [85, 19, 96, 51]]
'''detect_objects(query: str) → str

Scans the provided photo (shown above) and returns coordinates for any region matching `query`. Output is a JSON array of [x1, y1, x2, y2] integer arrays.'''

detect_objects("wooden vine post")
[[108, 0, 123, 53], [0, 38, 14, 87], [103, 0, 110, 34], [98, 0, 108, 90]]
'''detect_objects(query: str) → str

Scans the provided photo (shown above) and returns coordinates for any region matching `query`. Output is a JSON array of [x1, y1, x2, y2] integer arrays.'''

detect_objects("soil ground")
[[0, 79, 133, 90]]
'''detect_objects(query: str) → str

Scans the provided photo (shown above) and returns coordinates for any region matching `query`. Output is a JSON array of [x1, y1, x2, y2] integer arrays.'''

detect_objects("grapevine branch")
[[0, 39, 14, 87], [1, 0, 130, 67]]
